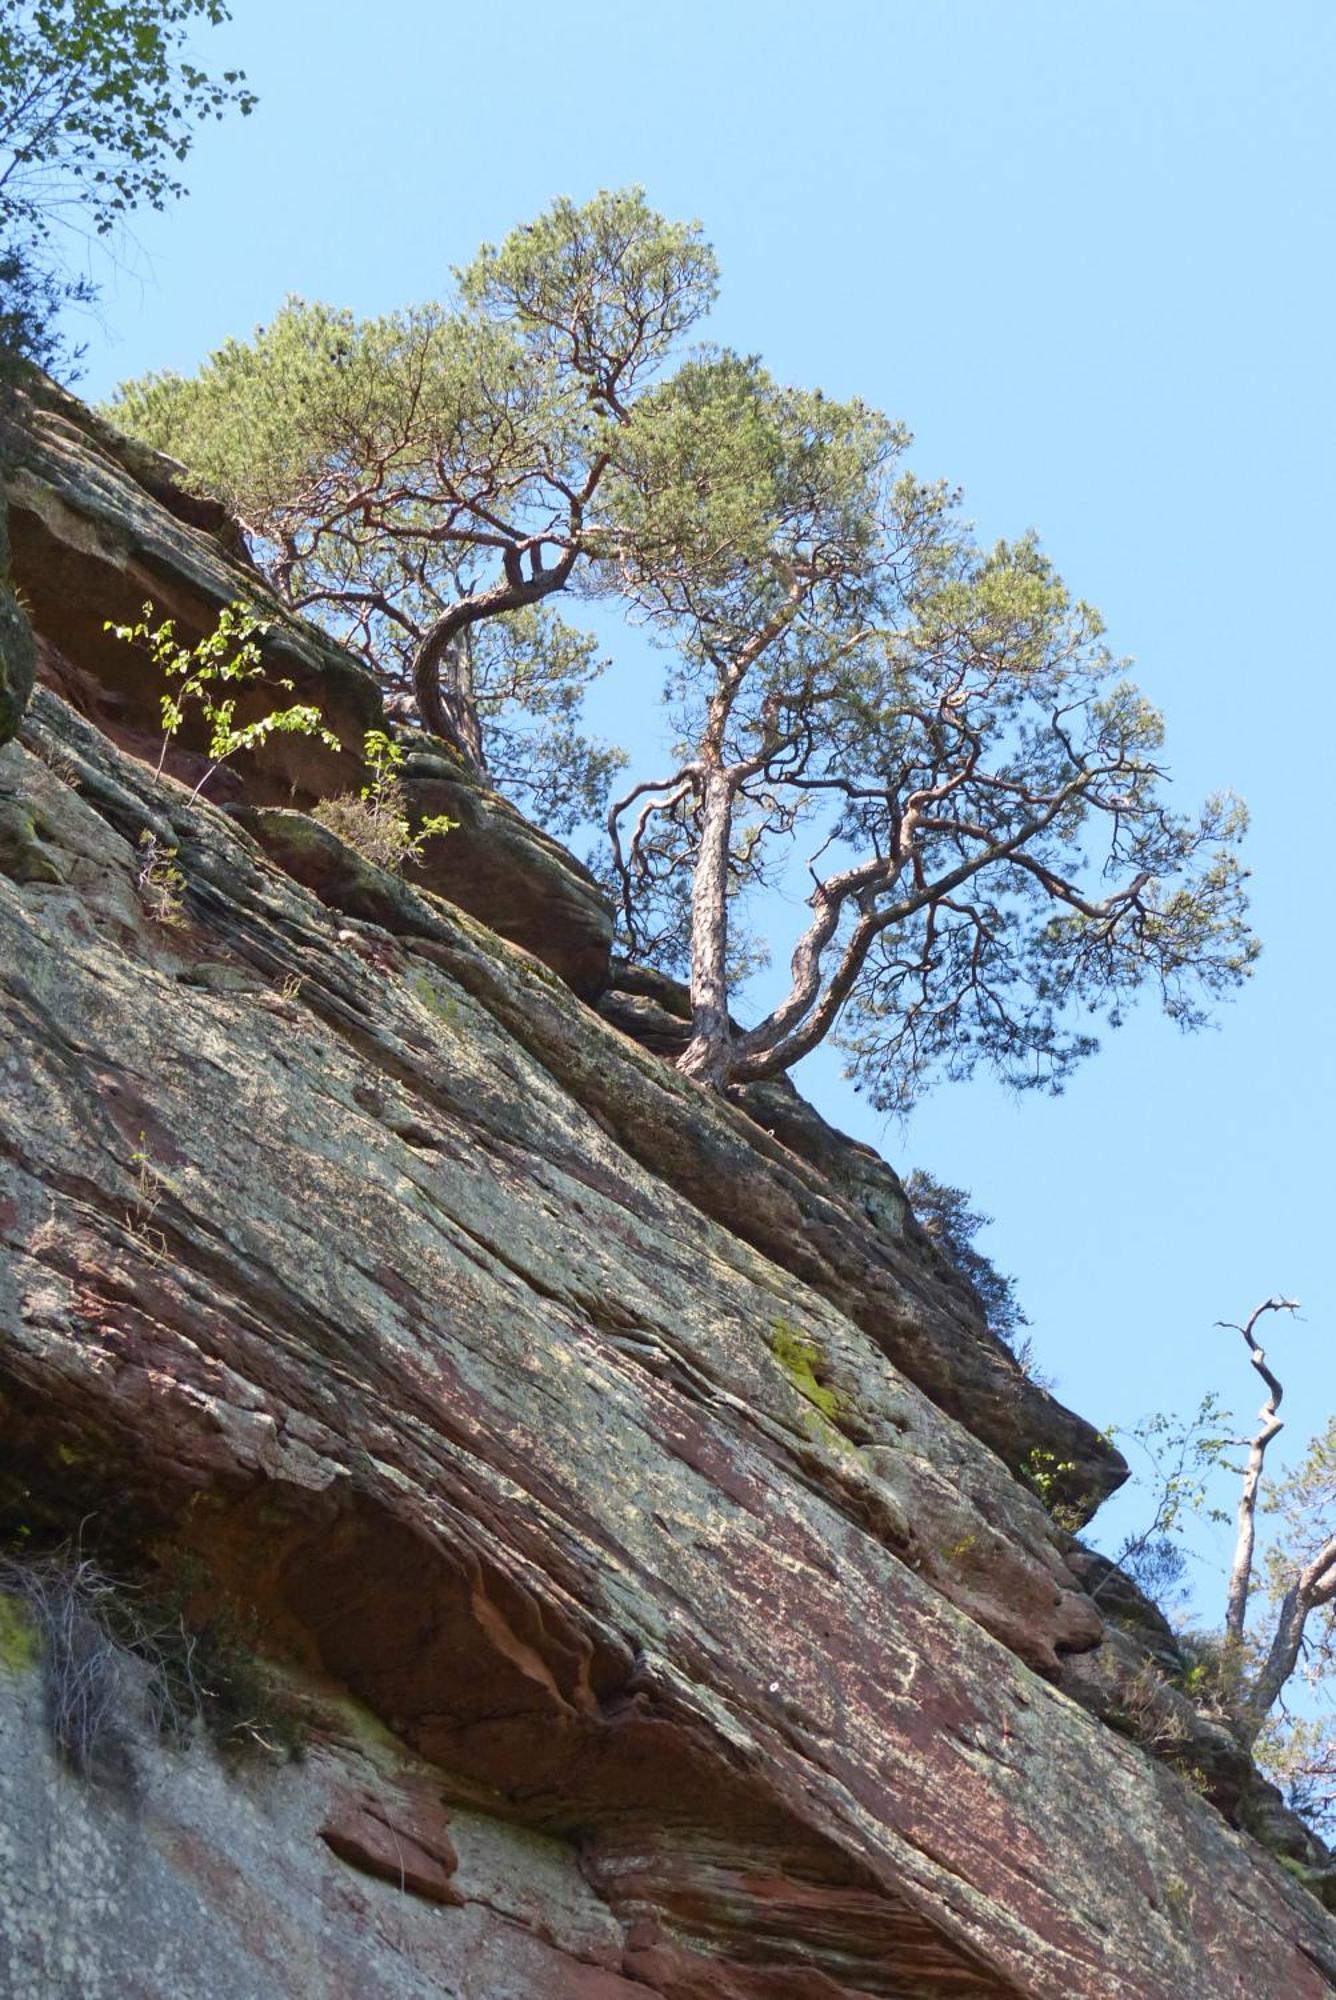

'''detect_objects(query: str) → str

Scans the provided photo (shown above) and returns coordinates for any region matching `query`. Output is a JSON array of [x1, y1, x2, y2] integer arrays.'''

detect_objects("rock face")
[[4, 376, 613, 995], [0, 1639, 643, 1999], [1, 390, 1334, 1998], [0, 444, 36, 744]]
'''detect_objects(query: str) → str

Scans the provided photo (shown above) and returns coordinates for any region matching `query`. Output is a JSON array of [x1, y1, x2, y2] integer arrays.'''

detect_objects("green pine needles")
[[106, 188, 1260, 1107]]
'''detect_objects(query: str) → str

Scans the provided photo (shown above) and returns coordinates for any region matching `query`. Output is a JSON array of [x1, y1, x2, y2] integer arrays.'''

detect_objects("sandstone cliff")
[[1, 380, 1333, 1998]]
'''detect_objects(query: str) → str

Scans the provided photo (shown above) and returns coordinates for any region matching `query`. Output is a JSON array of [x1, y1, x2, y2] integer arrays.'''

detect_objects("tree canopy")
[[0, 0, 254, 372], [107, 190, 717, 828], [109, 186, 1257, 1102], [604, 350, 1257, 1099]]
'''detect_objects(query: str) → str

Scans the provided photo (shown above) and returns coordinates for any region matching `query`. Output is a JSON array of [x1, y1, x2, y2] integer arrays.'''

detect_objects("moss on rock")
[[770, 1316, 858, 1450], [0, 1592, 39, 1675]]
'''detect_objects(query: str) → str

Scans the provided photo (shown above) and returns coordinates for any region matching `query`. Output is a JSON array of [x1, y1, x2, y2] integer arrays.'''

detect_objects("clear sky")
[[68, 0, 1334, 1594]]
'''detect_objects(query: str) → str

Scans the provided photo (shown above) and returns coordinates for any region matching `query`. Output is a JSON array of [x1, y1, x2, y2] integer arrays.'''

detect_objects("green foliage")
[[606, 351, 906, 603], [1266, 1413, 1336, 1578], [0, 0, 253, 373], [1256, 1709, 1336, 1838], [455, 605, 626, 837], [105, 292, 629, 823], [459, 186, 717, 407], [313, 728, 456, 875], [104, 598, 338, 798], [1019, 1448, 1082, 1530], [1173, 1630, 1251, 1711], [1093, 1312, 1336, 1838], [105, 186, 1255, 1103], [1091, 1397, 1237, 1616], [104, 188, 716, 825], [0, 0, 255, 244], [0, 239, 91, 378], [1257, 1413, 1336, 1829], [133, 831, 187, 928], [904, 1170, 1030, 1352], [606, 353, 1257, 1098]]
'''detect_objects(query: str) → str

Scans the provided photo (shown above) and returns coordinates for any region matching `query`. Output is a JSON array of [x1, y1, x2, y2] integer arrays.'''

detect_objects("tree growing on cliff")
[[604, 352, 1258, 1099], [105, 190, 718, 830], [1104, 1298, 1336, 1831], [1211, 1302, 1336, 1780]]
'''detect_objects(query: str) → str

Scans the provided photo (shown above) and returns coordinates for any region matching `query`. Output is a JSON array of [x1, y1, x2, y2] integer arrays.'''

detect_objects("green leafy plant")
[[124, 1136, 170, 1257], [1098, 1395, 1238, 1612], [104, 598, 339, 800], [0, 0, 255, 378], [312, 727, 455, 875], [1020, 1448, 1083, 1531], [0, 0, 255, 248]]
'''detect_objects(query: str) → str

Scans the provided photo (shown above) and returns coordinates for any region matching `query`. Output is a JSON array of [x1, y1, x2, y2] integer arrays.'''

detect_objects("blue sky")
[[70, 0, 1334, 1594]]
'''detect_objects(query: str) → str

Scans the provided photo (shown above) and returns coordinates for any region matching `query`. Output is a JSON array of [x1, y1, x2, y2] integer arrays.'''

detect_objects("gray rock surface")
[[0, 1616, 641, 2000], [1, 689, 1334, 1997]]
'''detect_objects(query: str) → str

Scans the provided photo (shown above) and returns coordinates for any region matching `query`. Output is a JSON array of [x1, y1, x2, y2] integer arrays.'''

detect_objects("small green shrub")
[[1018, 1447, 1083, 1531], [1173, 1630, 1249, 1712], [313, 728, 456, 874], [134, 830, 187, 928]]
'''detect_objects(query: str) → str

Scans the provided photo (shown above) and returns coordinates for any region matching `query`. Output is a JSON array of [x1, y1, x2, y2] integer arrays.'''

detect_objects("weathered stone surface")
[[242, 764, 615, 1004], [3, 690, 1335, 1997], [7, 378, 379, 799], [602, 962, 1043, 1379], [1060, 1542, 1336, 1901], [0, 1633, 641, 1998], [595, 976, 1128, 1517], [397, 743, 615, 999], [0, 476, 36, 744], [5, 381, 613, 995], [319, 1781, 467, 1906]]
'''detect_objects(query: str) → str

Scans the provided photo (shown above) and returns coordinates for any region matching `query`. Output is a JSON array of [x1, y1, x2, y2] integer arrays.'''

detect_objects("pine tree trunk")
[[677, 769, 735, 1087]]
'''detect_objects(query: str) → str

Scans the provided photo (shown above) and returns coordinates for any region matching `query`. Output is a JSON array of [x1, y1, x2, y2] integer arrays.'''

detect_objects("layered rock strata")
[[1, 384, 1333, 1997]]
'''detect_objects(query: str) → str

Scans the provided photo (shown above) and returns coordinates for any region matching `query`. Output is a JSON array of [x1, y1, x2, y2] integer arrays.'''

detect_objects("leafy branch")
[[104, 598, 338, 801]]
